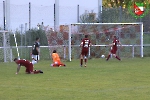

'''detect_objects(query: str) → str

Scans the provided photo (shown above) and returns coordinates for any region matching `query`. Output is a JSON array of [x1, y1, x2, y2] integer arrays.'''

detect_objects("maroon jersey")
[[112, 39, 119, 49], [111, 39, 119, 54], [81, 38, 91, 56], [16, 59, 32, 68], [16, 59, 33, 73], [81, 38, 91, 49]]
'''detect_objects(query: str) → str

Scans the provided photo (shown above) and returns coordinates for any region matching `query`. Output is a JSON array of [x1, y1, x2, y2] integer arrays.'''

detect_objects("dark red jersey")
[[80, 38, 91, 56], [16, 59, 32, 67], [110, 39, 120, 54], [112, 39, 119, 49], [81, 38, 91, 49]]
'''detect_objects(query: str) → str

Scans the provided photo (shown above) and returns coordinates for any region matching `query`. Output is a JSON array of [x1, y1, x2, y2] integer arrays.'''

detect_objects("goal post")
[[68, 22, 143, 61], [0, 30, 12, 62]]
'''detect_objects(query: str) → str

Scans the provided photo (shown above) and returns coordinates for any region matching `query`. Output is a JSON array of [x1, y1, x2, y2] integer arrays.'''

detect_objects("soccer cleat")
[[84, 65, 86, 67], [39, 70, 43, 73]]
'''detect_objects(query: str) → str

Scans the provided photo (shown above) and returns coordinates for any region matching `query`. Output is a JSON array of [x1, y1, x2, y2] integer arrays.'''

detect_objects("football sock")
[[84, 59, 87, 63], [58, 64, 66, 67], [80, 59, 83, 66], [60, 64, 66, 66], [53, 64, 59, 67], [106, 55, 110, 60], [84, 59, 87, 66], [115, 56, 121, 60], [33, 70, 40, 74]]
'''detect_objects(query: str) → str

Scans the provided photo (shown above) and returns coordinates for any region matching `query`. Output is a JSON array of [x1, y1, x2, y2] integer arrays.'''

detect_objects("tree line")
[[9, 28, 48, 46]]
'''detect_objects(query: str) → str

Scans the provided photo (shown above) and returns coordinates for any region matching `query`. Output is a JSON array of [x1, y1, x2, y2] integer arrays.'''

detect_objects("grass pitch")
[[0, 57, 150, 100]]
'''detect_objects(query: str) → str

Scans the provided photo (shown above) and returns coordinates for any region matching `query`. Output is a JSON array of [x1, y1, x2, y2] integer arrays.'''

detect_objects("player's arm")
[[89, 40, 92, 47], [16, 64, 21, 74], [80, 42, 83, 47], [36, 47, 40, 54], [109, 43, 115, 46], [118, 41, 123, 48], [36, 43, 40, 55], [30, 47, 33, 55], [118, 41, 122, 46]]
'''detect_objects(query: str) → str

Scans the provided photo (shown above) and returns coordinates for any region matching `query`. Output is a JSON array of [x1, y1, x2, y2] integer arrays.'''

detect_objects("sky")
[[8, 0, 101, 7], [0, 0, 102, 30]]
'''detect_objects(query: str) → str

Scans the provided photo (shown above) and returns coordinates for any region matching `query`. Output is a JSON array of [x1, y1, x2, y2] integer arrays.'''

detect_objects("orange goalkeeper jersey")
[[52, 53, 61, 63]]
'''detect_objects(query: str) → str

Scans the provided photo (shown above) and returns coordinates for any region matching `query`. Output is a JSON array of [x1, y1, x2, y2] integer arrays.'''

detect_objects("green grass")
[[0, 58, 150, 100]]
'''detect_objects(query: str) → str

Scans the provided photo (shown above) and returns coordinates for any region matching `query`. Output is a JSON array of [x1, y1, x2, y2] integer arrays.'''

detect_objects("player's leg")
[[33, 70, 43, 74], [51, 62, 59, 67], [106, 51, 111, 61], [25, 68, 30, 74], [37, 55, 40, 62], [84, 50, 88, 67], [80, 49, 85, 67], [112, 49, 121, 61], [31, 55, 38, 64], [80, 54, 83, 67], [29, 64, 43, 74], [84, 55, 87, 67], [50, 63, 54, 67], [112, 54, 121, 60], [58, 62, 66, 67], [56, 60, 66, 67]]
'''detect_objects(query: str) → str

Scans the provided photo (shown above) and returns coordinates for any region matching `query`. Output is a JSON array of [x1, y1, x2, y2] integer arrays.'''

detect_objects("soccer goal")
[[68, 22, 143, 61], [0, 30, 12, 62]]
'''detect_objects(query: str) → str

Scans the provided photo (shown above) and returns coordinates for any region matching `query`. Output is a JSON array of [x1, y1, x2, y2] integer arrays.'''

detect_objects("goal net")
[[0, 31, 12, 62], [68, 23, 143, 61], [46, 26, 69, 60], [46, 23, 143, 61]]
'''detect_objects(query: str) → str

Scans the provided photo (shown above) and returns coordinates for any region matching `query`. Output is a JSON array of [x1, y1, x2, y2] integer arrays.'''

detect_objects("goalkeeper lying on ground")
[[51, 50, 66, 67]]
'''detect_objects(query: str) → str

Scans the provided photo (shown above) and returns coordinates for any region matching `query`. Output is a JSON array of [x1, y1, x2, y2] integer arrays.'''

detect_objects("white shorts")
[[32, 55, 40, 61], [54, 62, 58, 64]]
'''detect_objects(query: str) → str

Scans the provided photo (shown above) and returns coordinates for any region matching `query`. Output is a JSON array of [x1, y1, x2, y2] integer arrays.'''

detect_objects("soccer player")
[[80, 35, 92, 67], [106, 35, 122, 61], [51, 50, 66, 67], [31, 37, 40, 65], [14, 58, 43, 74]]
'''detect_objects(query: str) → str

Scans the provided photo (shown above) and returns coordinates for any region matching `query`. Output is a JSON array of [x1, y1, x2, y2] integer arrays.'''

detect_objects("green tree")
[[26, 28, 48, 46], [9, 30, 22, 46], [79, 11, 97, 23], [103, 0, 147, 8], [9, 28, 48, 46]]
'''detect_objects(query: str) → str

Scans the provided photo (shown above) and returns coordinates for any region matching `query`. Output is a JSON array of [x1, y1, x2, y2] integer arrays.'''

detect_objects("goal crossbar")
[[71, 22, 143, 25]]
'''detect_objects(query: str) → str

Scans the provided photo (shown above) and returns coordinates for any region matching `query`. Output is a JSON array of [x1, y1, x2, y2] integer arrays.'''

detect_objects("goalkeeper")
[[51, 50, 66, 67]]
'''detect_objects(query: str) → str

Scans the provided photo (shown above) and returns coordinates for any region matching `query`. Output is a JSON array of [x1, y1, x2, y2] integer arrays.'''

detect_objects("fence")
[[0, 44, 149, 62], [1, 25, 150, 62], [0, 31, 150, 62]]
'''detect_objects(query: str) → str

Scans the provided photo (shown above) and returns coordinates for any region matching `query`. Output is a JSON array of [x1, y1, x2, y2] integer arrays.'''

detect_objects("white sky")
[[0, 0, 102, 30], [0, 0, 102, 12], [0, 0, 101, 7]]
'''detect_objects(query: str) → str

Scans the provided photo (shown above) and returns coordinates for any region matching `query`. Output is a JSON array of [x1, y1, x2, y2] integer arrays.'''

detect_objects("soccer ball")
[[101, 55, 105, 58]]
